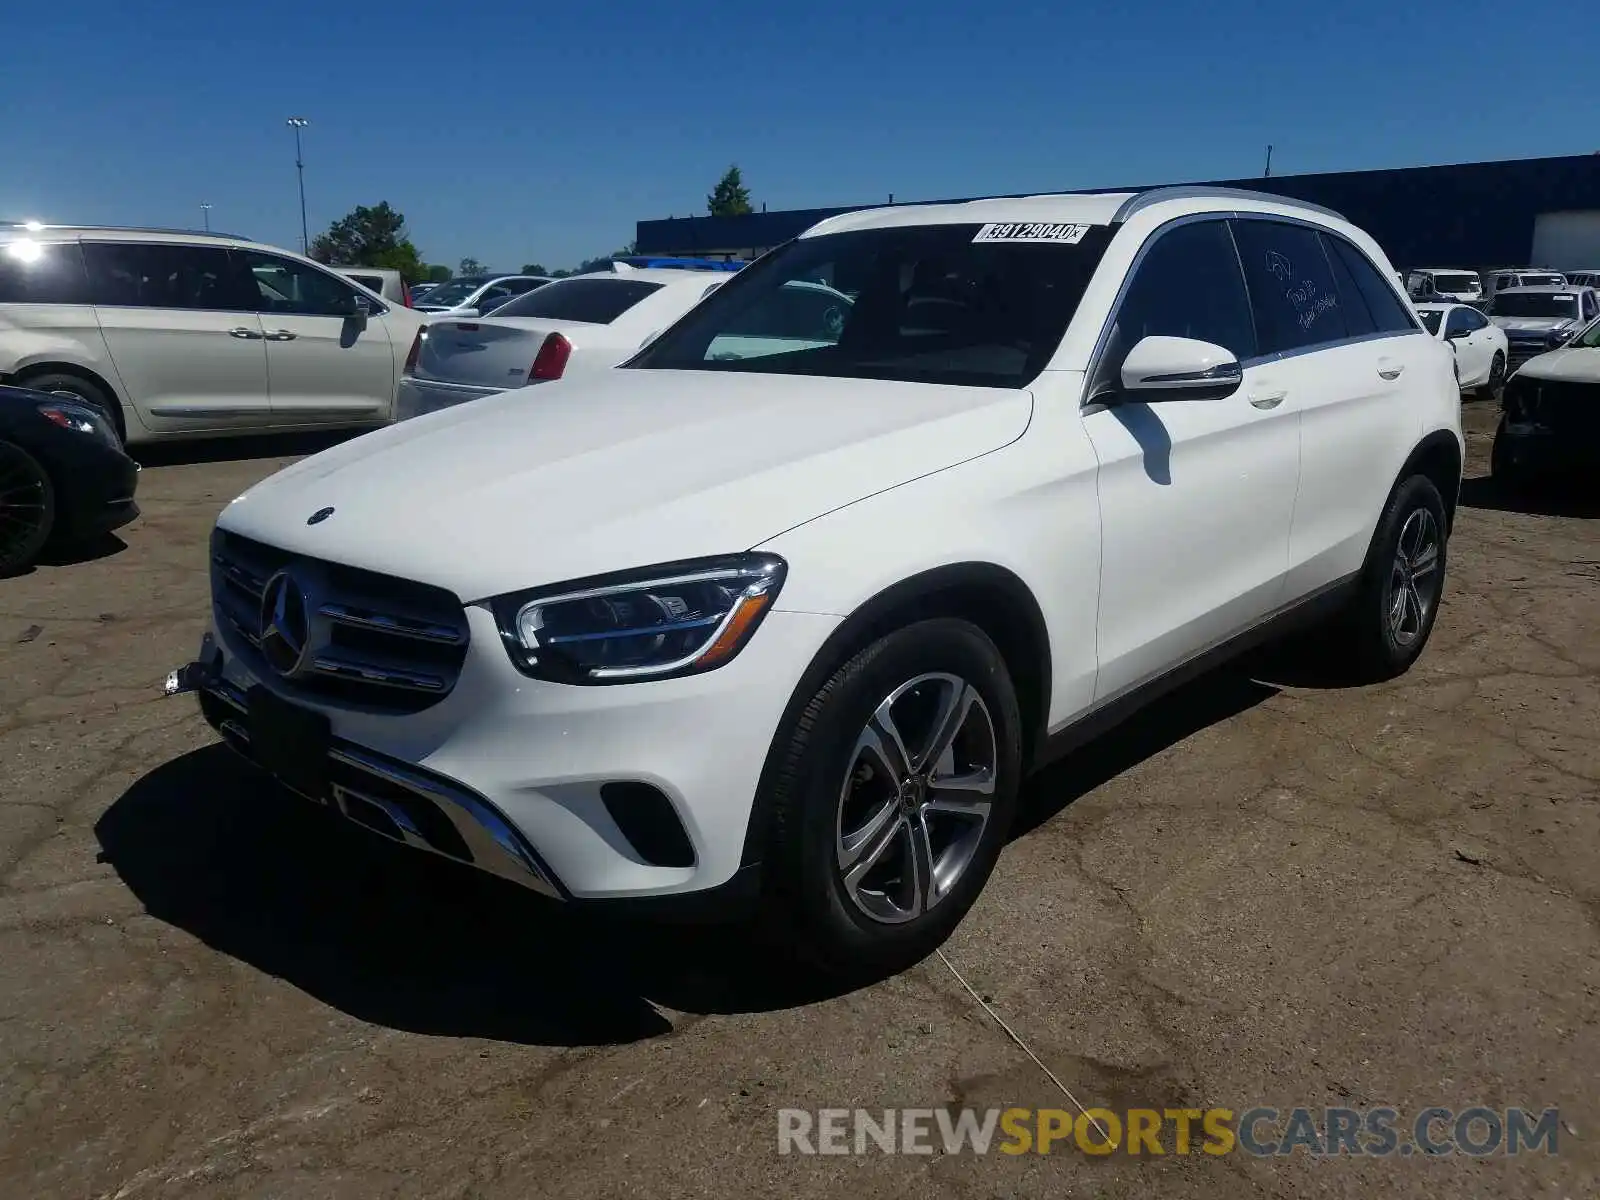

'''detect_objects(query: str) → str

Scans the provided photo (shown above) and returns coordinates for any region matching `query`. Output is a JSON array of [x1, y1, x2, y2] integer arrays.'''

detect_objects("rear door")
[[1084, 217, 1301, 701], [83, 240, 271, 435], [1245, 222, 1432, 597], [237, 249, 397, 425]]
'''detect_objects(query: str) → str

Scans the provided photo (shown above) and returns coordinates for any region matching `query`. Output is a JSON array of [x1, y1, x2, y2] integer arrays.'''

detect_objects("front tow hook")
[[163, 657, 220, 697]]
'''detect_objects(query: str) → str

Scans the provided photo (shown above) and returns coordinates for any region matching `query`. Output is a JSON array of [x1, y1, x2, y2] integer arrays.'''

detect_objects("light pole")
[[200, 203, 212, 232], [287, 116, 310, 253]]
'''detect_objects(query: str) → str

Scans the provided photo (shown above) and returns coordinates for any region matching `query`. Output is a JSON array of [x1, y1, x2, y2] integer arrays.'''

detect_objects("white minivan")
[[0, 223, 425, 446]]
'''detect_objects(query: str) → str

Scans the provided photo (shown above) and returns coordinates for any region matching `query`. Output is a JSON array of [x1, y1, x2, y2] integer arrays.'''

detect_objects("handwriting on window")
[[1265, 251, 1338, 331]]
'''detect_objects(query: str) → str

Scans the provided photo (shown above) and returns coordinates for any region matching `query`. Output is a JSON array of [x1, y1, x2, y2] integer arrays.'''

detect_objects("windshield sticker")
[[972, 222, 1093, 244]]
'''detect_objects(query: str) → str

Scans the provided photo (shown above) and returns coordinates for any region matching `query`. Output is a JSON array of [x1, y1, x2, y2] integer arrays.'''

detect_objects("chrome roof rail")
[[0, 221, 249, 239], [1111, 186, 1347, 224]]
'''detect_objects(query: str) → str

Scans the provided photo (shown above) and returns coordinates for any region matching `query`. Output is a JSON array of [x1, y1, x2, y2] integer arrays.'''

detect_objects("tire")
[[0, 440, 57, 576], [757, 618, 1023, 979], [1332, 474, 1449, 682], [1476, 352, 1505, 401], [17, 372, 124, 447]]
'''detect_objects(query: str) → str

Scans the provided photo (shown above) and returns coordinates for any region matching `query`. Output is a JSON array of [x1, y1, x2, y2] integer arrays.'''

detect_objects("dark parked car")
[[0, 383, 140, 574]]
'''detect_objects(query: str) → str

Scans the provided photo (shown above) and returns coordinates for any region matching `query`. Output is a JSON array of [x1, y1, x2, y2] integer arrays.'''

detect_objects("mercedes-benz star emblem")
[[307, 506, 335, 526], [259, 571, 312, 678]]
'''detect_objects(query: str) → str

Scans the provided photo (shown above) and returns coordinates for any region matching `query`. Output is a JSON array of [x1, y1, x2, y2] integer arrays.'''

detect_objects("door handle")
[[1377, 358, 1404, 380], [227, 327, 263, 340], [263, 330, 298, 341], [1249, 390, 1286, 410]]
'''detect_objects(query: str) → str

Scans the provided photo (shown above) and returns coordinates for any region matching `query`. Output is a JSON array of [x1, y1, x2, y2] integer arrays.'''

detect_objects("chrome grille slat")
[[209, 529, 469, 714]]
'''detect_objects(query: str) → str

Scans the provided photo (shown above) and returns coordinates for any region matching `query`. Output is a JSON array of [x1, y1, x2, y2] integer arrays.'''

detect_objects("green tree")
[[425, 264, 451, 282], [459, 257, 486, 276], [308, 203, 425, 280], [521, 263, 548, 276], [706, 165, 752, 217]]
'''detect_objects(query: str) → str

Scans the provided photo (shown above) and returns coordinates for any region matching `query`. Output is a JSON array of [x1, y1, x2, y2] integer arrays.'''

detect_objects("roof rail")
[[0, 221, 250, 240], [1111, 186, 1347, 224]]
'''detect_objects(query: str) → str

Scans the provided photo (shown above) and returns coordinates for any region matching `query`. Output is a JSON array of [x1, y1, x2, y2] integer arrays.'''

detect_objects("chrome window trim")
[[1081, 210, 1423, 407]]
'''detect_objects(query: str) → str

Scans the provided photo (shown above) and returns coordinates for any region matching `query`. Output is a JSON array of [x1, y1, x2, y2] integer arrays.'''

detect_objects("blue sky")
[[2, 0, 1594, 272]]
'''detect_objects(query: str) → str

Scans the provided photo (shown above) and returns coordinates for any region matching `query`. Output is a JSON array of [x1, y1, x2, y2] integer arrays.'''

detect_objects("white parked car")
[[171, 186, 1462, 976], [411, 274, 551, 317], [1406, 268, 1483, 305], [396, 263, 754, 419], [1414, 302, 1508, 396], [0, 223, 425, 445], [1492, 312, 1600, 484], [1487, 284, 1600, 371], [1561, 270, 1600, 289], [335, 267, 413, 308]]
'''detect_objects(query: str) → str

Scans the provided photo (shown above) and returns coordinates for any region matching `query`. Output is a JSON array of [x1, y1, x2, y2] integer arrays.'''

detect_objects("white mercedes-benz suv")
[[169, 186, 1463, 976]]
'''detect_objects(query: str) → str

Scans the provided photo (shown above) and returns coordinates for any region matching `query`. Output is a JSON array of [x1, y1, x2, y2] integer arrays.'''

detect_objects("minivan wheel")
[[1336, 474, 1449, 682], [759, 618, 1022, 978]]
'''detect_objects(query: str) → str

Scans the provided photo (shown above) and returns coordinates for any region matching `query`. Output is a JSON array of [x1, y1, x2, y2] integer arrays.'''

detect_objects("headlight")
[[38, 401, 118, 446], [1547, 324, 1575, 346], [491, 553, 786, 683]]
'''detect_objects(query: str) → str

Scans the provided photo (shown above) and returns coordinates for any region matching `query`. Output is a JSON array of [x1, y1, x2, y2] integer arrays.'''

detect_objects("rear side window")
[[84, 242, 252, 310], [490, 277, 663, 323], [0, 241, 90, 304], [1108, 219, 1257, 361], [1325, 237, 1417, 333], [1231, 219, 1348, 354]]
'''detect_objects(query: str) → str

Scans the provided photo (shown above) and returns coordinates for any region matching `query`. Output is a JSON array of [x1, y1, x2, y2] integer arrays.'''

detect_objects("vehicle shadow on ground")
[[1458, 474, 1600, 519], [130, 429, 366, 468], [94, 745, 847, 1047], [1, 532, 127, 579]]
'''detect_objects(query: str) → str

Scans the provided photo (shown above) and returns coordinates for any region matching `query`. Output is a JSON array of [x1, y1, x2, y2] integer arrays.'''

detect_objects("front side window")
[[1232, 219, 1349, 354], [1584, 292, 1598, 320], [240, 251, 366, 317], [630, 221, 1116, 388], [1107, 219, 1257, 363], [489, 277, 664, 324], [1490, 292, 1580, 319], [1324, 237, 1419, 335], [0, 240, 90, 304], [84, 242, 252, 310]]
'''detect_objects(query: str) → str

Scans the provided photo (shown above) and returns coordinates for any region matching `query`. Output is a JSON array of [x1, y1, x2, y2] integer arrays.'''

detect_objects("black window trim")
[[1081, 211, 1425, 410]]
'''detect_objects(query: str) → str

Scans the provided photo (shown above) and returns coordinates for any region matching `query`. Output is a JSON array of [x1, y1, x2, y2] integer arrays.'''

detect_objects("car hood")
[[1492, 316, 1574, 333], [1513, 345, 1600, 383], [218, 369, 1033, 600]]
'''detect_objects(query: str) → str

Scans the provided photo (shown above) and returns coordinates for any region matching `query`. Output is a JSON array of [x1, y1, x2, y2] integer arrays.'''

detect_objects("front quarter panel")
[[761, 377, 1101, 729]]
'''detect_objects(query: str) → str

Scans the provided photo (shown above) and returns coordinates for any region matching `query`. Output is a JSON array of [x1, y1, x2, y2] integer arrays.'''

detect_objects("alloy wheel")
[[835, 672, 998, 924], [0, 442, 49, 571], [1385, 507, 1441, 648]]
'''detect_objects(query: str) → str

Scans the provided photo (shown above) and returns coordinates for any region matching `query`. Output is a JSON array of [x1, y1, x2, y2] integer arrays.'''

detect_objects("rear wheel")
[[1327, 474, 1448, 682], [1477, 352, 1505, 400], [759, 618, 1023, 978], [17, 372, 124, 448], [0, 440, 56, 575]]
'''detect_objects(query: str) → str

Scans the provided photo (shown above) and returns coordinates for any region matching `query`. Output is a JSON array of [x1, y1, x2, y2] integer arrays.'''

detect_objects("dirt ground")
[[1, 401, 1596, 1199]]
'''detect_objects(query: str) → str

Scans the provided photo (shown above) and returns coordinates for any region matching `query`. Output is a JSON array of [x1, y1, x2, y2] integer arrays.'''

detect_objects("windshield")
[[1417, 310, 1443, 335], [490, 277, 664, 323], [1431, 273, 1478, 293], [628, 221, 1116, 388], [418, 278, 489, 306], [1521, 274, 1565, 288], [1492, 293, 1580, 319]]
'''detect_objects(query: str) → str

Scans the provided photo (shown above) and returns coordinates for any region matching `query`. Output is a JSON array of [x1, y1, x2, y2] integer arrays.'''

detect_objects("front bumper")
[[175, 603, 840, 907], [1494, 420, 1600, 475]]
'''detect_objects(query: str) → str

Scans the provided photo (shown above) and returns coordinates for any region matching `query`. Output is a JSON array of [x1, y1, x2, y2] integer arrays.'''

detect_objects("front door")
[[1083, 217, 1301, 702], [82, 241, 271, 435], [237, 250, 397, 426]]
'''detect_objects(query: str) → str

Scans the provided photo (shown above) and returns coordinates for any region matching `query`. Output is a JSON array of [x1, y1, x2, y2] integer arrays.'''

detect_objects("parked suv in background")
[[1482, 267, 1566, 307], [171, 187, 1462, 976], [0, 223, 425, 445], [1407, 268, 1483, 305], [1488, 284, 1599, 370], [1493, 309, 1600, 485], [412, 274, 551, 317], [335, 267, 413, 308]]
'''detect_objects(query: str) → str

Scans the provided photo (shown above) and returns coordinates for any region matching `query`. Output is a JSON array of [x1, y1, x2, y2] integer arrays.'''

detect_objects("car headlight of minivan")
[[491, 554, 786, 683]]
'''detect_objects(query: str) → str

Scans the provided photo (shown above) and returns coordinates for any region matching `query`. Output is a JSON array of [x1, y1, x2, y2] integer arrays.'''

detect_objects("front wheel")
[[758, 618, 1023, 978], [1329, 474, 1449, 682], [0, 440, 56, 576]]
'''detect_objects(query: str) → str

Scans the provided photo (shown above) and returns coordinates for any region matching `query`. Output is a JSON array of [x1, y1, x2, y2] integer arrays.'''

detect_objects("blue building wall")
[[635, 154, 1600, 269]]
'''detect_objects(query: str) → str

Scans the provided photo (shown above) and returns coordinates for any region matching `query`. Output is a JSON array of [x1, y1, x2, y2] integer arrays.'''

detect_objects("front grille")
[[1506, 334, 1559, 370], [211, 529, 470, 714], [1502, 377, 1600, 435]]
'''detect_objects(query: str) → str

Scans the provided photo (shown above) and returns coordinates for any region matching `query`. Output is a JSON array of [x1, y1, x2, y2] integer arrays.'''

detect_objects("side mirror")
[[1118, 335, 1243, 402]]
